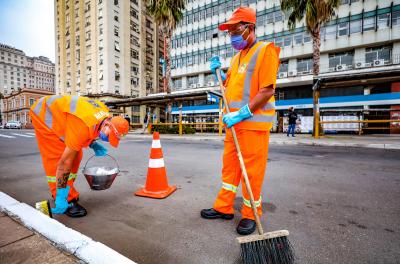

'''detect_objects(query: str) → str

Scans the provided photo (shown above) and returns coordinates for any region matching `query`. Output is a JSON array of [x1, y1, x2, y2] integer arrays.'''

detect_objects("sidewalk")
[[0, 192, 136, 264], [127, 131, 400, 150], [0, 212, 79, 263]]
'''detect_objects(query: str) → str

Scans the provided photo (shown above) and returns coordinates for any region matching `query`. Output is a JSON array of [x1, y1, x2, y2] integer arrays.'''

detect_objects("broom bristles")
[[240, 235, 295, 264]]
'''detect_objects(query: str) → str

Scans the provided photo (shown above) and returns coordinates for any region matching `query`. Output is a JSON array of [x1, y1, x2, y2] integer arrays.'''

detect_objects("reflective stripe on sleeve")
[[47, 175, 56, 183]]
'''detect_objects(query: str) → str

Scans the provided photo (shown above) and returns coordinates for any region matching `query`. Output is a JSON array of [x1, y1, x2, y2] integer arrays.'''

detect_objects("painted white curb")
[[0, 192, 136, 264]]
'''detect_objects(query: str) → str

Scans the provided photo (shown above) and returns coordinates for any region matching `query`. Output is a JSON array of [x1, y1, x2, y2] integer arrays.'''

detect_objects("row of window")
[[171, 45, 393, 87], [171, 13, 400, 69], [172, 5, 400, 49]]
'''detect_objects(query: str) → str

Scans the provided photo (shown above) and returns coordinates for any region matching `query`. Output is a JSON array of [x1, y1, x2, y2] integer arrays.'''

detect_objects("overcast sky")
[[0, 0, 55, 62]]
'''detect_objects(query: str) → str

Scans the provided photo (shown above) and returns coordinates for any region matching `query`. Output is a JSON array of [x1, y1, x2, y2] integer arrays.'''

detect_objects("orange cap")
[[108, 116, 129, 148], [218, 7, 256, 31]]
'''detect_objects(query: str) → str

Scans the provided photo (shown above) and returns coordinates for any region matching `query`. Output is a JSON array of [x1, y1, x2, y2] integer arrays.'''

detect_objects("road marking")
[[25, 132, 36, 136], [0, 134, 16, 138], [11, 133, 34, 138]]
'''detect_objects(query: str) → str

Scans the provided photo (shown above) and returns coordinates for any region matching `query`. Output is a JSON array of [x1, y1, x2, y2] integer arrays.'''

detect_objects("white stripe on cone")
[[152, 139, 161, 149], [149, 158, 165, 168]]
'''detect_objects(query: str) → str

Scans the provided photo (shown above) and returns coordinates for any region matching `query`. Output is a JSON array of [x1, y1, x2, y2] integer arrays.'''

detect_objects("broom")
[[215, 68, 295, 264]]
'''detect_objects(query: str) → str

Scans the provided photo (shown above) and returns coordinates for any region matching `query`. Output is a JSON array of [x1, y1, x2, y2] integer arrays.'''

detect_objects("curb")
[[0, 192, 136, 264], [125, 134, 400, 150]]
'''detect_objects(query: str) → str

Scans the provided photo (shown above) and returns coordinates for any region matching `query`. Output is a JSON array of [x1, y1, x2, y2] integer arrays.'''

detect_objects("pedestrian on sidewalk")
[[200, 6, 280, 236], [141, 111, 150, 134], [286, 107, 298, 137], [30, 95, 129, 217]]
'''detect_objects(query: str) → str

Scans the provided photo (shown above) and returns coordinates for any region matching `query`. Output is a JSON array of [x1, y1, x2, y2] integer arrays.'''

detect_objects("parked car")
[[5, 121, 22, 129]]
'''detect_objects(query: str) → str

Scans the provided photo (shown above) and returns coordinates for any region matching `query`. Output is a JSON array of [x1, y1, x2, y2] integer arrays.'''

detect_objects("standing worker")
[[287, 107, 298, 137], [200, 6, 280, 235], [30, 95, 129, 217]]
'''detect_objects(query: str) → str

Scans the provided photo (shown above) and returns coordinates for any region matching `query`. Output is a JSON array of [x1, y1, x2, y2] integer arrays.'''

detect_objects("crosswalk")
[[0, 132, 36, 139]]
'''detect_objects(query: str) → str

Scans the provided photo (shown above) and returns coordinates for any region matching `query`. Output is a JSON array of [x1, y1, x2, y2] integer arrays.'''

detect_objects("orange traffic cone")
[[135, 132, 177, 199]]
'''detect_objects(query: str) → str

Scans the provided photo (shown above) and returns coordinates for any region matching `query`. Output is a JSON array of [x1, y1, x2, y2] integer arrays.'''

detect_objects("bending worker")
[[30, 95, 129, 217], [201, 6, 280, 235]]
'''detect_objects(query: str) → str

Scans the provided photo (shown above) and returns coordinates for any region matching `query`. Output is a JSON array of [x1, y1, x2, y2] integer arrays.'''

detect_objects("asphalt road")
[[0, 129, 399, 264]]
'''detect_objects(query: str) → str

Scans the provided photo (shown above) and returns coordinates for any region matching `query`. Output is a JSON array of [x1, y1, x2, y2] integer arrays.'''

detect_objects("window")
[[274, 37, 283, 47], [114, 15, 119, 22], [297, 58, 313, 73], [114, 42, 120, 52], [303, 33, 311, 43], [363, 16, 375, 31], [266, 13, 274, 24], [338, 22, 348, 36], [279, 61, 288, 73], [114, 27, 119, 37], [350, 20, 361, 34], [274, 11, 283, 22], [114, 0, 118, 6], [29, 98, 35, 106], [393, 10, 400, 26], [324, 25, 337, 39], [365, 46, 392, 64], [377, 13, 390, 29], [294, 33, 303, 45], [187, 75, 199, 86], [130, 48, 138, 59], [329, 51, 354, 68], [283, 36, 292, 47], [86, 31, 91, 40]]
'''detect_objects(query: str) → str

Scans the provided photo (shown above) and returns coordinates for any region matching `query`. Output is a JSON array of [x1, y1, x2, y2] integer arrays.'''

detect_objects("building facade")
[[167, 0, 400, 133], [54, 0, 163, 99], [0, 43, 55, 96], [2, 88, 55, 128]]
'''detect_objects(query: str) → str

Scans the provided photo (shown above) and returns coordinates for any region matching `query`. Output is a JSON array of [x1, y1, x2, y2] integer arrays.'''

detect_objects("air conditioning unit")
[[189, 84, 196, 88], [335, 64, 347, 71], [288, 70, 297, 77], [364, 62, 372, 67], [278, 72, 288, 78], [355, 62, 364, 69], [196, 83, 202, 88], [207, 81, 215, 87], [373, 59, 385, 67]]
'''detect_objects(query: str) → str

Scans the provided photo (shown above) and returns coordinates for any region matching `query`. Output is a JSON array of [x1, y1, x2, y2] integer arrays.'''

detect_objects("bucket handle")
[[83, 154, 120, 172]]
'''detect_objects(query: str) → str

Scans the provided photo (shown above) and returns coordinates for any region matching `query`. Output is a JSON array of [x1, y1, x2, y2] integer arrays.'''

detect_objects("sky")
[[0, 0, 55, 62]]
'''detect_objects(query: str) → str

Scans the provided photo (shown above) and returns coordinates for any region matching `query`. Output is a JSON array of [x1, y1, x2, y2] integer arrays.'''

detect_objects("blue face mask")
[[230, 27, 250, 50], [99, 131, 109, 142]]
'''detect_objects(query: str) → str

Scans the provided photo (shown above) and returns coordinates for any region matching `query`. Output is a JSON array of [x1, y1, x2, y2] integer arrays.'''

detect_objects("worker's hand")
[[51, 186, 71, 214], [210, 56, 226, 82], [223, 104, 253, 128], [89, 141, 108, 156]]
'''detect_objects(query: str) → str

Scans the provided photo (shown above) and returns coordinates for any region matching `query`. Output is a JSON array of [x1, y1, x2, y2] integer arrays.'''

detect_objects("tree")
[[146, 0, 186, 123], [280, 0, 340, 136]]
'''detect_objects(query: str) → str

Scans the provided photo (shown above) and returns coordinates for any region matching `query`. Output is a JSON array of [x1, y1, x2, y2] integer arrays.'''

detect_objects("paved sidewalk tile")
[[0, 234, 78, 264], [0, 216, 33, 247]]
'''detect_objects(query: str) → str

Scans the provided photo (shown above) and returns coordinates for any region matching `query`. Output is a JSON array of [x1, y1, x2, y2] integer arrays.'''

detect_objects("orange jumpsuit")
[[30, 95, 110, 202], [213, 41, 280, 220]]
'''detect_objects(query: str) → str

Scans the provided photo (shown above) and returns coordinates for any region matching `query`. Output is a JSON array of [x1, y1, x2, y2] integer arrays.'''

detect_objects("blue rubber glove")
[[210, 56, 226, 82], [223, 104, 253, 128], [51, 186, 71, 214], [89, 141, 108, 156]]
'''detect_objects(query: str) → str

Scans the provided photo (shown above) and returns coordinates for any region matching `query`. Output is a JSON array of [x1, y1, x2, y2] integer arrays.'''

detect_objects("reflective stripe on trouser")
[[213, 129, 269, 220], [30, 111, 82, 202]]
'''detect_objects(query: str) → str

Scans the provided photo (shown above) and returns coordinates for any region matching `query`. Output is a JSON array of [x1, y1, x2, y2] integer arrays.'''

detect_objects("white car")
[[5, 121, 22, 129]]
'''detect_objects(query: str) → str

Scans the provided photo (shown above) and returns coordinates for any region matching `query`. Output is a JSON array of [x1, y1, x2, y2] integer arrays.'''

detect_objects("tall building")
[[168, 0, 400, 133], [54, 0, 163, 100], [0, 43, 55, 96]]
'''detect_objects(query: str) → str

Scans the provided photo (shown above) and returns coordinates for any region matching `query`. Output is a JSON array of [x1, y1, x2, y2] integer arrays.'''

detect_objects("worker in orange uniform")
[[201, 6, 280, 235], [30, 95, 129, 217]]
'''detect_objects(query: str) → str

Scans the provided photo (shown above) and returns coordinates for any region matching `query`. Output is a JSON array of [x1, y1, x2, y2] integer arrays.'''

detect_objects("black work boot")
[[237, 218, 256, 235], [66, 200, 87, 218], [200, 208, 234, 220]]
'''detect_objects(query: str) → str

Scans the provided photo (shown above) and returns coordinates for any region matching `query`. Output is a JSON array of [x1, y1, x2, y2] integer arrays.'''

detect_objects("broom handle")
[[216, 69, 264, 235]]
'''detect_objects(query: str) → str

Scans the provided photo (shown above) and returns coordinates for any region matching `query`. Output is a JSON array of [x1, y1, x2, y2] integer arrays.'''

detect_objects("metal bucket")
[[83, 154, 120, 190]]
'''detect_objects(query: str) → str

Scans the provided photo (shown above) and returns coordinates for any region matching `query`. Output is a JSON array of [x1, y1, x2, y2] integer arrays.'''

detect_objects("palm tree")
[[280, 0, 340, 136], [146, 0, 186, 123]]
